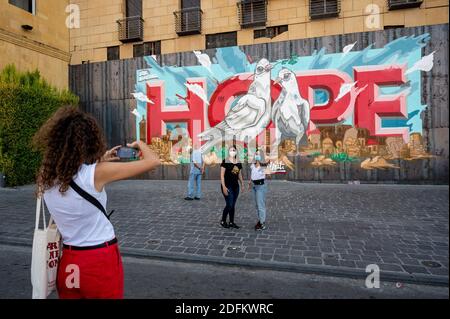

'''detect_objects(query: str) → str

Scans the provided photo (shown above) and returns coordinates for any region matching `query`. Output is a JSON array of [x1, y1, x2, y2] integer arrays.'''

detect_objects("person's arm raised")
[[94, 140, 160, 191]]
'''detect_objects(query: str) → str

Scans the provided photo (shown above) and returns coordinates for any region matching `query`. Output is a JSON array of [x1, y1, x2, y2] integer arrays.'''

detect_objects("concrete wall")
[[69, 24, 449, 183], [0, 0, 70, 89], [68, 0, 449, 64]]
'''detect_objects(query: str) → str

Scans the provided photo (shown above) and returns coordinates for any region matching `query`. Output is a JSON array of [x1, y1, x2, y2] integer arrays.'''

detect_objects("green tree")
[[0, 65, 79, 187]]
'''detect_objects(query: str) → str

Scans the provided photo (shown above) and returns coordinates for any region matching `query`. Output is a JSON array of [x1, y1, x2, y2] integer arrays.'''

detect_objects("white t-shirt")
[[190, 149, 203, 174], [250, 164, 266, 181], [43, 163, 115, 247]]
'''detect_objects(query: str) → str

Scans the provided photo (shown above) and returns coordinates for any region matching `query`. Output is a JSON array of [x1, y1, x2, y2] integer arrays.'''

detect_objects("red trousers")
[[56, 242, 124, 299]]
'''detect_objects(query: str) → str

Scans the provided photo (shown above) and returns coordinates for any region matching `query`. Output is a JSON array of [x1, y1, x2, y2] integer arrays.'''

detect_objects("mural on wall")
[[132, 33, 436, 171]]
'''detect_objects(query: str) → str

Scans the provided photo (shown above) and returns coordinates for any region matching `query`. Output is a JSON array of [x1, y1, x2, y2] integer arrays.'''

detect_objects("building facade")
[[68, 0, 449, 64], [0, 0, 70, 89]]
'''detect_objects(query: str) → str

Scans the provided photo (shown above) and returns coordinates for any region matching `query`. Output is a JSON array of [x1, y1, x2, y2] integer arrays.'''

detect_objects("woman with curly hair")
[[33, 105, 160, 299]]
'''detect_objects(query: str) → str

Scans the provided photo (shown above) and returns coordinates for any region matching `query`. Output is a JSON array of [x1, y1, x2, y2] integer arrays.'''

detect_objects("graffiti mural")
[[132, 34, 436, 170]]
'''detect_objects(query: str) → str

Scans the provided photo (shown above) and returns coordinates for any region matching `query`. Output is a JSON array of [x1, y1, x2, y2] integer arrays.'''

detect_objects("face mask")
[[229, 151, 237, 157], [255, 155, 261, 161]]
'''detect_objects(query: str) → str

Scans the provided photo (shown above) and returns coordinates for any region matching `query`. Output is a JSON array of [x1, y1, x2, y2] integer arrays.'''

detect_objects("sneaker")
[[220, 221, 229, 228], [228, 222, 240, 229], [194, 197, 200, 200], [184, 197, 194, 200], [260, 223, 267, 230], [254, 222, 262, 231]]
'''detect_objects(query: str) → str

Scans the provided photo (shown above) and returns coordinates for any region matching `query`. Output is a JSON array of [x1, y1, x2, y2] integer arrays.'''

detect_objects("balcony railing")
[[388, 0, 423, 10], [174, 7, 203, 36], [237, 0, 267, 28], [309, 0, 341, 19], [117, 16, 144, 43]]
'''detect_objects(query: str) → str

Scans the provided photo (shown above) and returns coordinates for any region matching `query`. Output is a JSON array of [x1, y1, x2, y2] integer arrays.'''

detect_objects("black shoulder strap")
[[69, 180, 114, 219]]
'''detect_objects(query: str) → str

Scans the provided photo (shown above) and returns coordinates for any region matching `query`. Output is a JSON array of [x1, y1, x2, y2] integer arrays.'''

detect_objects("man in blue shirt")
[[185, 144, 205, 200]]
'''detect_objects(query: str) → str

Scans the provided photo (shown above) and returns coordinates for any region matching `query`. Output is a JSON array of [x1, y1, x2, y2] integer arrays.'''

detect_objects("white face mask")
[[229, 151, 237, 157]]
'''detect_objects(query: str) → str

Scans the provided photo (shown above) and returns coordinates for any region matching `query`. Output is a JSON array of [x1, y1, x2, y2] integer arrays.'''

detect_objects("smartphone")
[[117, 146, 139, 161]]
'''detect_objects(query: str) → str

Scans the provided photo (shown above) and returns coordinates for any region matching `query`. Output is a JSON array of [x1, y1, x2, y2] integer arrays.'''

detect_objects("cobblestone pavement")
[[0, 181, 448, 284]]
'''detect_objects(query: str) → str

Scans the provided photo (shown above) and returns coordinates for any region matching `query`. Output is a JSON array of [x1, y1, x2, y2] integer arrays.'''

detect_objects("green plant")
[[0, 65, 79, 187], [310, 152, 322, 158], [330, 152, 358, 163]]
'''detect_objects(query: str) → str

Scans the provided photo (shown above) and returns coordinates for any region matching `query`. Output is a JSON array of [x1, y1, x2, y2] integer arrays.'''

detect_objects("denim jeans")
[[221, 185, 239, 223], [187, 173, 202, 198], [252, 183, 267, 223]]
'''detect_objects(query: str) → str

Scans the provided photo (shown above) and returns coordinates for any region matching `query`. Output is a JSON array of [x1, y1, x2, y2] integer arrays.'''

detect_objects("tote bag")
[[31, 197, 61, 299]]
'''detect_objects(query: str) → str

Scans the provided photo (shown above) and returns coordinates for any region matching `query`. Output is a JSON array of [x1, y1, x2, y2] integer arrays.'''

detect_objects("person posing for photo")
[[185, 142, 205, 200], [220, 145, 244, 229], [33, 106, 160, 299], [248, 149, 270, 231]]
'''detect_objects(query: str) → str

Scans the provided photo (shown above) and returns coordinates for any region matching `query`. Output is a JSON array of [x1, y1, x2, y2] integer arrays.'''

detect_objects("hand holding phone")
[[117, 146, 139, 161]]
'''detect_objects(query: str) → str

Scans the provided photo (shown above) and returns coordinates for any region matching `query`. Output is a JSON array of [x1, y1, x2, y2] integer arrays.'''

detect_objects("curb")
[[1, 236, 448, 288], [120, 247, 449, 287]]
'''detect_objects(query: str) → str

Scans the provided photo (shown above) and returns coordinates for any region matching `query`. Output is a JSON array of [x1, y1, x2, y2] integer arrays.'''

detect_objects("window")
[[206, 32, 237, 49], [107, 46, 120, 61], [254, 25, 288, 39], [174, 0, 202, 36], [181, 0, 200, 9], [8, 0, 35, 14], [238, 0, 267, 28], [388, 0, 423, 10], [126, 0, 142, 17], [118, 0, 144, 42], [309, 0, 340, 19], [384, 25, 405, 30], [133, 41, 161, 57]]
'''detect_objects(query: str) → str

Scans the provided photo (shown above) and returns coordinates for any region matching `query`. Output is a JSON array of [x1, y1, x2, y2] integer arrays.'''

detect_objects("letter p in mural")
[[133, 34, 436, 170]]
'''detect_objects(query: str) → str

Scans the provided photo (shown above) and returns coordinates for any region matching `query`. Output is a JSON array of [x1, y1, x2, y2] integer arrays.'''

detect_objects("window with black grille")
[[254, 25, 288, 39], [118, 0, 144, 42], [238, 0, 267, 28], [174, 0, 202, 35], [206, 32, 237, 49], [309, 0, 340, 19], [133, 41, 162, 57], [388, 0, 423, 10], [8, 0, 34, 13], [107, 46, 120, 61]]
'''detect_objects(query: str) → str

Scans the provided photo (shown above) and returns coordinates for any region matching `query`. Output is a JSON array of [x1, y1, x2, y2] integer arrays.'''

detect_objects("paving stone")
[[402, 265, 431, 274], [0, 180, 448, 281]]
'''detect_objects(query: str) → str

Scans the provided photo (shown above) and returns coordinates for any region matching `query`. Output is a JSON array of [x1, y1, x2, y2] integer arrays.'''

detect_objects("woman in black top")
[[220, 145, 244, 229]]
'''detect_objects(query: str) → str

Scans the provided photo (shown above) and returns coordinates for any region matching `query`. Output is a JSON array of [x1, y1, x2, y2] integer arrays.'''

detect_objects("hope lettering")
[[145, 65, 409, 145]]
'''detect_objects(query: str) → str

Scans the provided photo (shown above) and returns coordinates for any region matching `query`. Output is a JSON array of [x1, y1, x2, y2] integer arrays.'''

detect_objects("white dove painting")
[[131, 108, 142, 118], [405, 51, 435, 75], [335, 82, 358, 102], [198, 58, 273, 153], [193, 50, 212, 73], [271, 68, 310, 152], [131, 91, 154, 104], [341, 42, 357, 59]]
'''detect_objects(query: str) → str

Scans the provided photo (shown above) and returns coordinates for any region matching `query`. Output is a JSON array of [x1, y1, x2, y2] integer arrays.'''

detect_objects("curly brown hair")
[[33, 106, 106, 196]]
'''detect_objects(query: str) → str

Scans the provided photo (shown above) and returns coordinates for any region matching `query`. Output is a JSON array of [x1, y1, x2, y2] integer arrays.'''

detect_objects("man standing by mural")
[[185, 142, 205, 201]]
